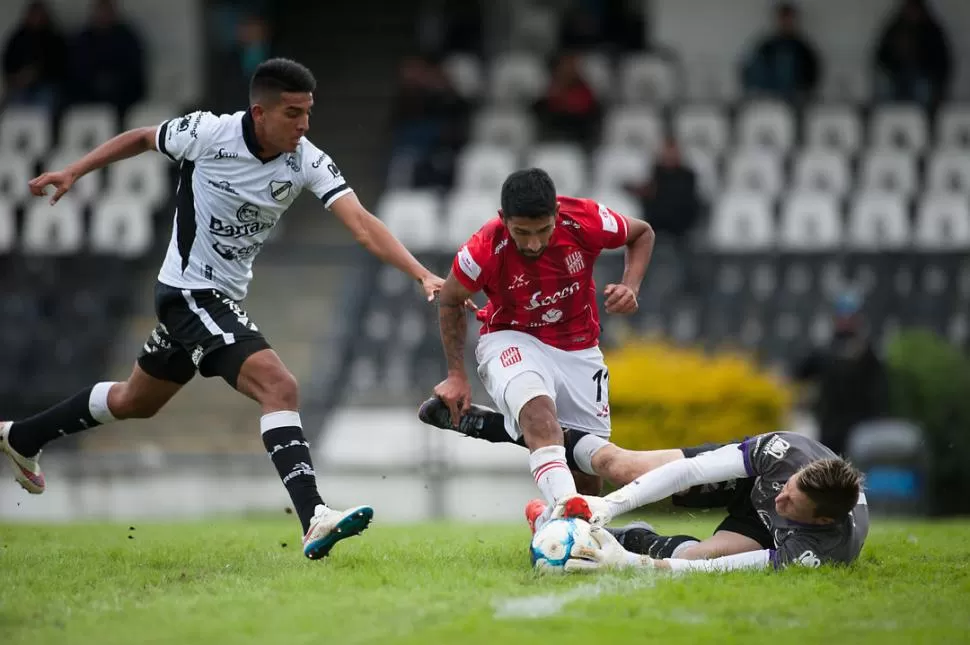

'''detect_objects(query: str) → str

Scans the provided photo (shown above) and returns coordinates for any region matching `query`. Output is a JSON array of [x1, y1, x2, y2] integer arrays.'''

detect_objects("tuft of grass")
[[1, 516, 968, 645]]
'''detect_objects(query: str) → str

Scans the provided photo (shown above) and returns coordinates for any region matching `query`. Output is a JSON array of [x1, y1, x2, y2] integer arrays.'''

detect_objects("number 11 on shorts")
[[592, 368, 609, 403]]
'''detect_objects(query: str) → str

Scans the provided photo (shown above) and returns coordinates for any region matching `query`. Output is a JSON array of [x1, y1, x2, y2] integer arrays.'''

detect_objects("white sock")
[[671, 540, 700, 558], [573, 434, 609, 476], [89, 381, 119, 424], [529, 444, 576, 506]]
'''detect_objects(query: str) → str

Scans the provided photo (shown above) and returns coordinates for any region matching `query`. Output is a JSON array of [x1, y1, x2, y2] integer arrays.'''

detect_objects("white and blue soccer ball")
[[530, 517, 597, 572]]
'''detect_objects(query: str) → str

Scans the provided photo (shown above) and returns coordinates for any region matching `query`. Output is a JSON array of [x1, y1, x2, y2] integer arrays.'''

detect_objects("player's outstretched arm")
[[28, 126, 158, 205], [604, 216, 655, 315], [330, 193, 443, 301], [432, 271, 477, 426]]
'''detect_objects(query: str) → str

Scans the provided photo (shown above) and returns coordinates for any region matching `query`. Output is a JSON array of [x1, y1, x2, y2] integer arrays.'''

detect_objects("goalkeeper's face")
[[774, 473, 819, 524], [258, 92, 313, 154]]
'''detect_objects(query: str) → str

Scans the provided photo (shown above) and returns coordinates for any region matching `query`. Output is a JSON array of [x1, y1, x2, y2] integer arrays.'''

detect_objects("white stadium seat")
[[60, 105, 116, 154], [737, 101, 795, 154], [443, 54, 484, 100], [456, 145, 517, 193], [779, 193, 842, 251], [674, 105, 729, 157], [0, 107, 51, 161], [847, 193, 910, 251], [936, 104, 970, 148], [489, 53, 547, 104], [926, 149, 970, 194], [710, 192, 774, 251], [619, 54, 678, 105], [445, 189, 498, 249], [45, 150, 103, 203], [602, 107, 663, 151], [124, 102, 177, 130], [726, 149, 784, 197], [22, 196, 84, 255], [859, 150, 918, 197], [0, 199, 14, 252], [472, 108, 534, 151], [915, 193, 970, 250], [580, 52, 613, 100], [820, 65, 870, 103], [527, 143, 588, 195], [589, 191, 641, 221], [869, 105, 928, 153], [791, 149, 850, 197], [591, 145, 649, 194], [377, 190, 442, 252], [90, 196, 154, 257], [804, 105, 862, 155], [0, 156, 32, 203], [105, 155, 168, 209]]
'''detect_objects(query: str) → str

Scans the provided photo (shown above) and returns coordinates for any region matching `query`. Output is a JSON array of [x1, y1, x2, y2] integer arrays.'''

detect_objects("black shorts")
[[136, 282, 271, 388]]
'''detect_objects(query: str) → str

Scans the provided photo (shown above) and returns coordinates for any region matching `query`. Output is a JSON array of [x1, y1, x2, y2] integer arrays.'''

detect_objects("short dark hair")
[[797, 458, 864, 519], [250, 58, 316, 105], [500, 168, 557, 220]]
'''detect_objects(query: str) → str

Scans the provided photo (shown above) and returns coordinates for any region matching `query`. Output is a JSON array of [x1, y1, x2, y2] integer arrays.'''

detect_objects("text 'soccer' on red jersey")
[[451, 196, 629, 351]]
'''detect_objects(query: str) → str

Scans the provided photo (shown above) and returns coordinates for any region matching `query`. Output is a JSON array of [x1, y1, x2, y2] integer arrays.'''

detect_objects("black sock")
[[646, 534, 700, 559], [609, 524, 699, 559], [9, 385, 105, 457], [261, 422, 324, 534]]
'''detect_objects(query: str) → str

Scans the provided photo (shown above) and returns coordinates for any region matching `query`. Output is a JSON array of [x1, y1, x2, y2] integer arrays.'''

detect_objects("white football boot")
[[0, 421, 46, 494], [302, 504, 374, 560]]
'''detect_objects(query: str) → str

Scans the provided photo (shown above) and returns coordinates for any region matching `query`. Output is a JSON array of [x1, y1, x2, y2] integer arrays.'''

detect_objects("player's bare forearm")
[[332, 197, 433, 282], [65, 127, 157, 179], [438, 272, 473, 378], [620, 217, 655, 294]]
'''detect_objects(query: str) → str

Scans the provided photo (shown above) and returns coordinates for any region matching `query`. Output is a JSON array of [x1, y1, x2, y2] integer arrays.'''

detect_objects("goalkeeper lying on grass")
[[419, 398, 869, 572]]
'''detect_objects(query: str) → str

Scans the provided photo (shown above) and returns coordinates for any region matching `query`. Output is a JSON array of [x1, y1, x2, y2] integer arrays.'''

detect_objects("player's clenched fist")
[[432, 375, 472, 427], [603, 283, 638, 314]]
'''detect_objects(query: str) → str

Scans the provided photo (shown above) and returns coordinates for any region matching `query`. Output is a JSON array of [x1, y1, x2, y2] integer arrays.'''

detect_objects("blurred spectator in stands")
[[68, 0, 146, 118], [624, 137, 701, 291], [793, 293, 891, 456], [387, 56, 469, 189], [1, 1, 67, 111], [560, 0, 647, 53], [417, 0, 483, 57], [873, 0, 952, 107], [211, 13, 273, 113], [741, 3, 820, 103], [533, 52, 601, 147]]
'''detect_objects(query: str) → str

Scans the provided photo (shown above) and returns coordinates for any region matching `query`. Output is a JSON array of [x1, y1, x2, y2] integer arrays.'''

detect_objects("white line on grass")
[[492, 575, 656, 619]]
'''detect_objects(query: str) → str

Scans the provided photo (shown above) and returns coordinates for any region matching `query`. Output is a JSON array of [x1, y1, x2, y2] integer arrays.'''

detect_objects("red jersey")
[[451, 196, 629, 351]]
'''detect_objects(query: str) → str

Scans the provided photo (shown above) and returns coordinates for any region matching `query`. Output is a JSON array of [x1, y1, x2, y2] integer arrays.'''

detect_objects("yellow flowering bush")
[[605, 341, 793, 451]]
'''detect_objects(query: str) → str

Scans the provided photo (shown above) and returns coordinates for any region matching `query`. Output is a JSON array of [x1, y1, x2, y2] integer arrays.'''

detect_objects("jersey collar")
[[241, 109, 281, 164]]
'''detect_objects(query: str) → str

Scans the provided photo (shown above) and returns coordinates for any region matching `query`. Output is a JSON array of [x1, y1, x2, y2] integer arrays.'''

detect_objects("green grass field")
[[2, 515, 969, 645]]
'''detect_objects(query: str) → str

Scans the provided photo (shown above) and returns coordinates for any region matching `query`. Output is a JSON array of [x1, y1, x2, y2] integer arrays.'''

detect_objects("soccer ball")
[[529, 517, 596, 572]]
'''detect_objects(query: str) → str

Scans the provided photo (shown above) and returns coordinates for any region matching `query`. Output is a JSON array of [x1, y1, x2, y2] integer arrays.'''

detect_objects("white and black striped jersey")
[[154, 109, 352, 300]]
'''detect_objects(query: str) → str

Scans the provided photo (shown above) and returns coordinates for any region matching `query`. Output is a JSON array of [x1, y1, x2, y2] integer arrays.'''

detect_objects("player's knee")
[[109, 382, 165, 419], [591, 445, 634, 485], [258, 367, 300, 410], [518, 397, 560, 447]]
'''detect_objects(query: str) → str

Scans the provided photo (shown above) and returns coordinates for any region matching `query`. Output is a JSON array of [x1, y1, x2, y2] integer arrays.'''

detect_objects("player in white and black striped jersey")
[[0, 59, 448, 560]]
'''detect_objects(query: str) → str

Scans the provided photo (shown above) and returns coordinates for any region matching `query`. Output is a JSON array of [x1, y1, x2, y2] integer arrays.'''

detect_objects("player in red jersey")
[[433, 168, 655, 526]]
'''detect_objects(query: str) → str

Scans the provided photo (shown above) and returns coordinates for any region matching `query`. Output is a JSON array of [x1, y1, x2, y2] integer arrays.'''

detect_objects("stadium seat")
[[124, 102, 177, 130], [736, 101, 795, 154], [869, 104, 928, 153], [0, 107, 50, 161], [105, 154, 168, 209], [579, 52, 613, 100], [444, 189, 498, 249], [455, 145, 517, 193], [859, 150, 918, 197], [443, 54, 484, 100], [709, 192, 774, 251], [508, 4, 559, 55], [602, 107, 663, 151], [528, 143, 587, 195], [820, 65, 870, 103], [914, 193, 970, 250], [89, 196, 153, 257], [0, 199, 14, 252], [778, 193, 842, 251], [472, 108, 535, 151], [0, 156, 32, 204], [936, 104, 970, 148], [673, 105, 729, 157], [619, 54, 678, 105], [682, 147, 719, 200], [726, 149, 785, 197], [60, 105, 117, 154], [925, 149, 970, 194], [591, 145, 649, 194], [588, 190, 641, 222], [791, 149, 851, 197], [44, 150, 103, 203], [376, 190, 442, 252], [846, 193, 910, 251], [22, 197, 84, 255], [683, 57, 740, 103], [803, 105, 862, 155], [489, 53, 547, 104]]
